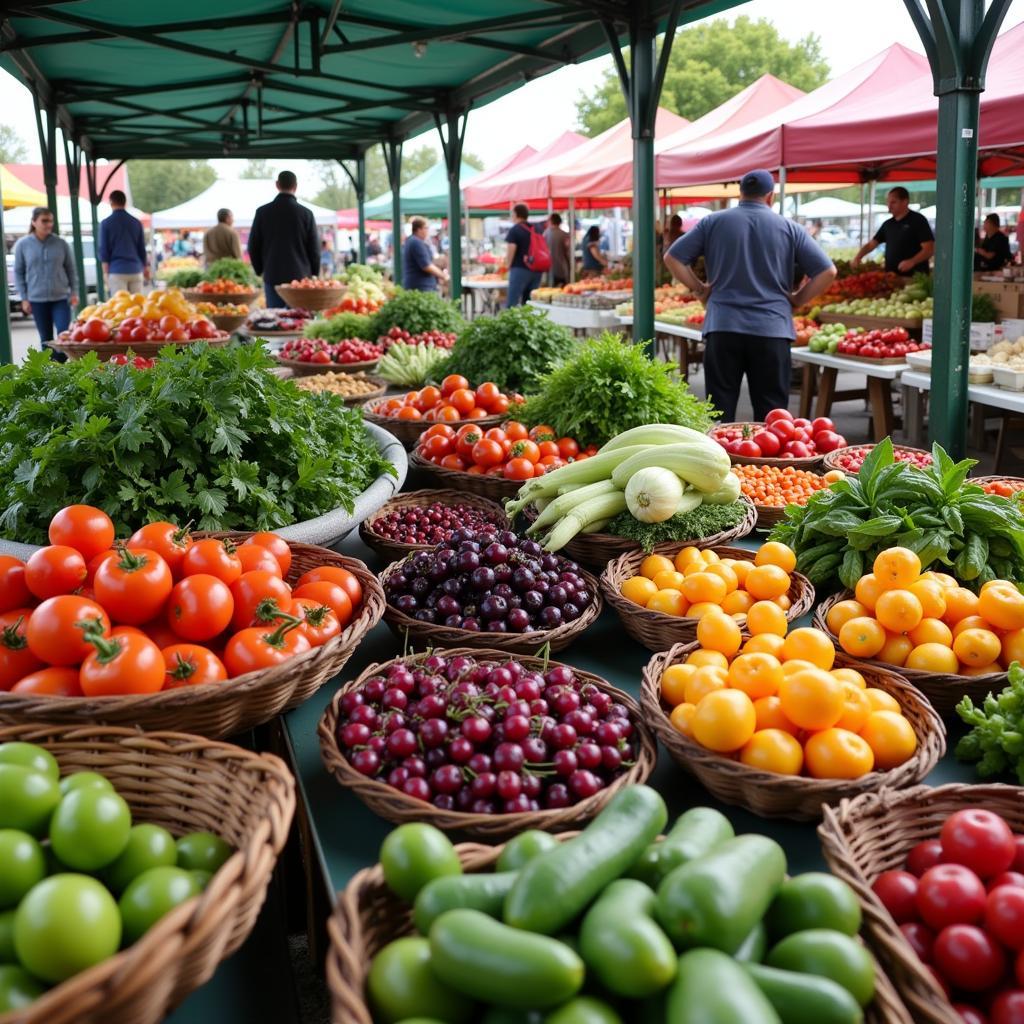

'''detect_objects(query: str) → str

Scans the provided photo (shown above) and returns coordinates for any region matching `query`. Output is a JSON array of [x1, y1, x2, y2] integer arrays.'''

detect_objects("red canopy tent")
[[463, 144, 539, 194], [336, 208, 390, 230], [6, 162, 130, 199]]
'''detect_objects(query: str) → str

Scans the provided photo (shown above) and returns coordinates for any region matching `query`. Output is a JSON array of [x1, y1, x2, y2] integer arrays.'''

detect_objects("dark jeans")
[[265, 280, 287, 308], [507, 267, 542, 307], [29, 299, 72, 359], [703, 332, 791, 423]]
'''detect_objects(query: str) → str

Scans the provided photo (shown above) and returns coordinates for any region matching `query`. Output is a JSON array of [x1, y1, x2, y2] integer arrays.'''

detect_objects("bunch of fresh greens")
[[956, 663, 1024, 784], [442, 305, 576, 393], [377, 342, 451, 387], [203, 258, 257, 286], [517, 333, 717, 445], [973, 292, 999, 323], [369, 289, 464, 338], [770, 439, 1024, 589], [0, 345, 393, 543], [337, 263, 385, 285], [164, 269, 204, 289], [304, 313, 374, 342], [607, 501, 748, 552]]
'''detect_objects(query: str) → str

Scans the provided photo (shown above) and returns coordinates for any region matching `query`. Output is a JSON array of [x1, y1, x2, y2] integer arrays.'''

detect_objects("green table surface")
[[282, 529, 977, 899]]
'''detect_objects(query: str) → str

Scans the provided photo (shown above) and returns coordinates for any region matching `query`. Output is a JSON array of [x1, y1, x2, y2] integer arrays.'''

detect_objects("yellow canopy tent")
[[1, 166, 47, 209]]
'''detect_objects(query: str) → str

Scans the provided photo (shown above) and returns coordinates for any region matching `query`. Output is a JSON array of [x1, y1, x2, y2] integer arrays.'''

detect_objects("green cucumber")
[[766, 873, 862, 939], [629, 807, 734, 887], [733, 920, 767, 963], [504, 785, 668, 934], [656, 834, 787, 952], [766, 930, 875, 1008], [497, 830, 559, 872], [578, 878, 677, 998], [745, 963, 864, 1024], [666, 948, 782, 1023], [544, 996, 624, 1024], [367, 936, 475, 1023], [413, 871, 516, 933], [429, 909, 584, 1010]]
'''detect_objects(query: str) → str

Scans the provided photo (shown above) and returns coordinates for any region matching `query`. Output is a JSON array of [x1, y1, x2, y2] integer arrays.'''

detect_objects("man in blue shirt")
[[402, 217, 448, 291], [98, 190, 148, 295], [665, 169, 836, 422]]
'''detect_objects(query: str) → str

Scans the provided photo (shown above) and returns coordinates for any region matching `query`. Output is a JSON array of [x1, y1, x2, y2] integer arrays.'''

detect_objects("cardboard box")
[[1002, 318, 1024, 342], [974, 280, 1024, 319], [922, 319, 1001, 350]]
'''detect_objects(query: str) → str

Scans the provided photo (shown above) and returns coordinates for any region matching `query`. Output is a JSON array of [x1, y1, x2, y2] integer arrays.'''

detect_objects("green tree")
[[576, 16, 829, 135], [0, 124, 27, 163], [125, 159, 216, 213], [239, 159, 274, 179]]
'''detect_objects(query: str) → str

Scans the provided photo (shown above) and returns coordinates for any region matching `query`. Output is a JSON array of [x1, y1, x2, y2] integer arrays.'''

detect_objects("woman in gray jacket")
[[14, 206, 77, 354]]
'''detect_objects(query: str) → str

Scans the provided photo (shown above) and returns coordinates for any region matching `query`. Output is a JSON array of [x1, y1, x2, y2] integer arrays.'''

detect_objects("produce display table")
[[528, 300, 619, 336], [461, 279, 507, 320], [615, 314, 703, 377], [791, 348, 908, 441], [818, 312, 923, 336]]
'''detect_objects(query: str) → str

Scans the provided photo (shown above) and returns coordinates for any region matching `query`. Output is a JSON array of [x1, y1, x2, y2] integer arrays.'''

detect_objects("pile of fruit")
[[107, 354, 155, 369], [323, 288, 387, 316], [662, 611, 918, 779], [416, 421, 597, 481], [834, 327, 929, 360], [365, 791, 880, 1022], [282, 277, 343, 289], [382, 528, 595, 634], [562, 278, 632, 294], [278, 336, 383, 365], [831, 546, 1023, 676], [464, 272, 507, 284], [619, 541, 796, 621], [292, 372, 383, 399], [821, 295, 933, 321], [191, 279, 253, 296], [807, 322, 858, 354], [615, 285, 697, 317], [792, 317, 819, 346], [75, 288, 201, 327], [193, 301, 250, 316], [733, 464, 837, 507], [334, 652, 635, 811], [372, 376, 522, 423], [0, 740, 234, 1000], [981, 478, 1024, 498], [809, 269, 904, 310], [368, 500, 507, 549], [825, 444, 932, 474], [871, 807, 1024, 1017], [378, 326, 457, 350], [60, 314, 224, 345], [657, 303, 706, 327], [710, 410, 847, 459], [244, 308, 314, 333], [0, 505, 363, 696]]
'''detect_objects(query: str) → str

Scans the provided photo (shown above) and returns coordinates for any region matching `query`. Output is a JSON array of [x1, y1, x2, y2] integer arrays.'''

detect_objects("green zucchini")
[[733, 920, 767, 963], [629, 807, 734, 888], [745, 963, 864, 1024], [496, 829, 560, 872], [666, 948, 782, 1023], [413, 871, 516, 934], [544, 996, 623, 1024]]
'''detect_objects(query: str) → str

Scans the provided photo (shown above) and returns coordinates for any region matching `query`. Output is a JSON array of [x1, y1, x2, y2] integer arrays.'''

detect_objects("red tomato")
[[181, 539, 242, 585], [900, 922, 935, 963], [0, 611, 43, 690], [128, 521, 193, 578], [769, 418, 796, 442], [987, 886, 1024, 950], [1017, 946, 1024, 987], [236, 544, 283, 578], [441, 374, 469, 396], [94, 548, 173, 625], [448, 388, 477, 416], [503, 457, 536, 481], [471, 439, 504, 468], [510, 440, 540, 464], [489, 395, 510, 415], [166, 574, 234, 642], [291, 581, 352, 627], [290, 598, 341, 647], [439, 454, 466, 472], [86, 549, 118, 586], [0, 556, 31, 613], [1013, 837, 1024, 874], [942, 810, 1016, 879], [953, 1004, 989, 1024], [26, 595, 111, 666], [10, 666, 83, 697], [933, 924, 1005, 992], [229, 571, 292, 631], [503, 421, 529, 442], [811, 417, 835, 435], [162, 643, 227, 689], [294, 566, 362, 608], [223, 621, 310, 676], [475, 382, 501, 410], [243, 533, 292, 576], [455, 428, 483, 462], [140, 617, 182, 651], [557, 437, 579, 460], [422, 434, 453, 460], [873, 870, 920, 923], [814, 430, 846, 453], [917, 864, 988, 930], [48, 505, 115, 561], [422, 423, 456, 441], [79, 633, 165, 696], [82, 317, 111, 343], [908, 840, 945, 877], [24, 545, 88, 600], [159, 314, 181, 333], [737, 440, 761, 457], [990, 872, 1024, 892], [992, 991, 1024, 1024], [537, 440, 560, 459], [752, 429, 781, 456], [765, 408, 794, 425]]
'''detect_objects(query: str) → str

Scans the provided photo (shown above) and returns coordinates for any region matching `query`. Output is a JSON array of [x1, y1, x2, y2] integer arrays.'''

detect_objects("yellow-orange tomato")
[[754, 542, 797, 574], [745, 564, 791, 601], [804, 729, 875, 779], [826, 599, 869, 635], [1001, 628, 1024, 667], [728, 652, 783, 700], [834, 681, 871, 733], [721, 590, 755, 615], [962, 662, 1002, 676], [854, 573, 884, 612], [684, 666, 728, 705], [696, 610, 742, 658], [660, 663, 696, 706], [673, 546, 703, 572], [687, 649, 729, 670], [838, 617, 886, 659], [908, 618, 954, 648], [686, 601, 719, 619], [743, 633, 787, 658], [651, 570, 687, 593], [865, 687, 901, 713], [953, 628, 1002, 668], [873, 547, 922, 589], [701, 550, 721, 565], [953, 614, 994, 639], [909, 579, 947, 620], [778, 668, 845, 731], [681, 572, 727, 606], [705, 563, 738, 594], [905, 642, 959, 674], [753, 695, 800, 736], [877, 631, 914, 668], [925, 571, 959, 590], [874, 590, 924, 633], [979, 585, 1024, 631], [781, 659, 818, 677], [740, 729, 804, 775], [774, 594, 792, 612], [730, 561, 752, 587], [859, 710, 917, 769], [620, 576, 658, 607], [781, 627, 836, 671], [831, 667, 867, 689], [640, 554, 675, 580], [942, 587, 980, 625], [692, 689, 756, 753], [746, 601, 788, 637], [646, 589, 689, 617], [669, 702, 697, 737], [682, 561, 708, 578]]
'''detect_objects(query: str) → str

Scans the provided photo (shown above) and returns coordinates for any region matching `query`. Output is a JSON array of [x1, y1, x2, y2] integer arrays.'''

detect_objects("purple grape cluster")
[[336, 653, 639, 813], [383, 529, 593, 633], [370, 502, 505, 548]]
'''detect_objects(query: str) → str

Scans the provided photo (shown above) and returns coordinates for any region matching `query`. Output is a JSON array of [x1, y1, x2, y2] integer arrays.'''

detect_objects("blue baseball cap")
[[740, 169, 776, 196]]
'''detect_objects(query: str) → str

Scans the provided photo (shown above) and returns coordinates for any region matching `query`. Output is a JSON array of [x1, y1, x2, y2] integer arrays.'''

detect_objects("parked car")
[[6, 236, 98, 313]]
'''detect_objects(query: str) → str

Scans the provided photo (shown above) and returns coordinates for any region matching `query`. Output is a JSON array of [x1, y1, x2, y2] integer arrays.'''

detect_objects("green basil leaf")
[[839, 549, 864, 590]]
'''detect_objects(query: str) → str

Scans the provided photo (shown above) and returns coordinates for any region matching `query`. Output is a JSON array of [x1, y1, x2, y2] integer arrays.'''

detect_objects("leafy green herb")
[[607, 501, 747, 552], [956, 662, 1024, 784], [164, 269, 203, 288], [518, 333, 717, 445], [0, 345, 393, 542], [369, 289, 464, 337], [303, 312, 374, 342], [204, 258, 258, 287], [442, 305, 577, 393]]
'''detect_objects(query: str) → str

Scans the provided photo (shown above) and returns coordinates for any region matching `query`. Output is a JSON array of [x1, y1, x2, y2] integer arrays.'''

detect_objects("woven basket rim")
[[821, 443, 933, 472], [183, 288, 260, 303], [709, 421, 826, 468], [407, 450, 522, 499], [971, 474, 1024, 488], [318, 647, 656, 837], [293, 373, 388, 405], [275, 355, 382, 374]]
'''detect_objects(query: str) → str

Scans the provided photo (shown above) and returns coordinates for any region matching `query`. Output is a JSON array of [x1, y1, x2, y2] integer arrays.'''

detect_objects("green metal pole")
[[86, 157, 106, 302], [63, 136, 87, 309], [44, 108, 59, 235], [383, 140, 403, 286], [0, 173, 11, 365], [630, 24, 657, 348], [440, 108, 466, 304], [356, 154, 367, 265]]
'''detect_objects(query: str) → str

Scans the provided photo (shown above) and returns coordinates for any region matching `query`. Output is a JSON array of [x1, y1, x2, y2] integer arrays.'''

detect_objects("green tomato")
[[59, 771, 115, 797], [496, 830, 559, 873], [545, 997, 623, 1024], [0, 765, 61, 837], [368, 936, 475, 1023], [0, 830, 46, 909], [380, 823, 461, 902], [189, 869, 213, 891], [766, 928, 875, 1007], [118, 866, 199, 945], [14, 873, 121, 983], [766, 873, 862, 939], [103, 824, 177, 894], [0, 908, 16, 961], [49, 788, 132, 872], [0, 964, 45, 1012], [0, 742, 58, 781], [175, 831, 233, 874]]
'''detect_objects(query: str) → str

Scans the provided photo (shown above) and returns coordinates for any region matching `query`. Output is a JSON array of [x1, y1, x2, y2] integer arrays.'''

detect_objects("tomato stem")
[[168, 652, 197, 681], [298, 603, 333, 627], [261, 614, 303, 650], [0, 616, 27, 651], [252, 596, 288, 624], [113, 543, 153, 574], [82, 630, 125, 665]]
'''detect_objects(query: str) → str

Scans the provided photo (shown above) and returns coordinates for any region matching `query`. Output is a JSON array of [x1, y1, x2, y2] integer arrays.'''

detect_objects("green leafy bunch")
[[0, 345, 393, 543], [303, 312, 374, 342], [203, 258, 257, 287], [770, 438, 1024, 590], [957, 662, 1024, 784], [442, 305, 577, 394], [369, 289, 464, 338], [607, 501, 748, 552], [164, 269, 204, 289], [517, 333, 717, 446]]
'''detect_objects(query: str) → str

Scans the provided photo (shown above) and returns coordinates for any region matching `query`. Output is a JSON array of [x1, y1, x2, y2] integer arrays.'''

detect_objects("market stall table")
[[528, 300, 619, 336], [615, 314, 703, 377], [461, 278, 508, 320]]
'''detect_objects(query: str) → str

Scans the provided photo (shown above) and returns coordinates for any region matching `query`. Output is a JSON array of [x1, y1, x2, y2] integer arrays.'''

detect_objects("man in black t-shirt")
[[975, 213, 1012, 272], [852, 186, 935, 275]]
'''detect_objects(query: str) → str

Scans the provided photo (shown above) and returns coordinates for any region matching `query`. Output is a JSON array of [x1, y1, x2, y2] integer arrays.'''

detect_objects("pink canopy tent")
[[463, 144, 539, 193], [7, 162, 130, 199], [336, 208, 390, 230]]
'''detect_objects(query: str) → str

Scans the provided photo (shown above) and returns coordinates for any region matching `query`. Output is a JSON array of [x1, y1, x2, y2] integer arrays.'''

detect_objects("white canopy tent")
[[798, 196, 889, 218], [3, 196, 147, 234], [151, 179, 336, 229]]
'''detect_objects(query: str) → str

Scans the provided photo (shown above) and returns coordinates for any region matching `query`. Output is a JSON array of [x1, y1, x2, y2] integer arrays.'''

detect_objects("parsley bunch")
[[369, 289, 464, 337], [0, 344, 393, 543], [957, 662, 1024, 784]]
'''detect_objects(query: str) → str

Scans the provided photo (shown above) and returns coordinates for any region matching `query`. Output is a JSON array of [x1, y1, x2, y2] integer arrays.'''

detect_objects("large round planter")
[[0, 421, 407, 559]]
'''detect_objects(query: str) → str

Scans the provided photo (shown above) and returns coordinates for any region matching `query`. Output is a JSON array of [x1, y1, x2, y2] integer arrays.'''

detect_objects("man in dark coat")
[[247, 170, 320, 307]]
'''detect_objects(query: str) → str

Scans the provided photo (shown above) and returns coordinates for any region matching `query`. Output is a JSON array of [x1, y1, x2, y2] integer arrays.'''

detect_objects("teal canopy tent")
[[363, 160, 480, 219]]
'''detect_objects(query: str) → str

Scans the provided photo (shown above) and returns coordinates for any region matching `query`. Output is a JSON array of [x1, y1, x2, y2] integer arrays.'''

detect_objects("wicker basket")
[[274, 284, 346, 310], [819, 783, 1024, 1024], [641, 643, 945, 820], [0, 722, 294, 1024], [601, 544, 815, 652], [519, 496, 758, 570], [0, 535, 384, 739], [274, 355, 381, 377], [362, 399, 502, 450], [326, 831, 912, 1024], [293, 373, 388, 405], [183, 288, 260, 306], [48, 336, 232, 361], [708, 422, 825, 468], [358, 489, 510, 562], [408, 449, 522, 500], [821, 444, 933, 473], [380, 556, 601, 655], [319, 648, 656, 838], [208, 312, 247, 333], [972, 474, 1024, 495], [814, 590, 1006, 719]]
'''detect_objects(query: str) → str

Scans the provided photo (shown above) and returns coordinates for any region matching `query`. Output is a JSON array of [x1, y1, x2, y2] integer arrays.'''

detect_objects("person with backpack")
[[505, 203, 549, 307]]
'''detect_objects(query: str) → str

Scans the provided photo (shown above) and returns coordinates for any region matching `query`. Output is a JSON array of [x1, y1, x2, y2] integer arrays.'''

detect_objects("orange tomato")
[[834, 681, 871, 733], [953, 628, 1002, 668], [691, 689, 756, 753], [873, 547, 922, 589], [908, 618, 953, 648], [728, 652, 783, 700], [687, 649, 729, 670], [859, 710, 917, 769], [874, 590, 923, 633], [1001, 628, 1024, 667], [909, 578, 947, 620], [877, 631, 914, 668], [854, 573, 884, 612], [754, 542, 797, 574], [660, 663, 696, 706], [743, 633, 786, 658], [684, 667, 728, 705], [745, 564, 790, 601], [838, 617, 886, 659], [826, 599, 869, 635], [864, 687, 901, 713], [740, 729, 803, 775], [673, 546, 703, 572], [682, 573, 727, 606], [804, 728, 875, 779], [746, 601, 788, 637], [942, 587, 980, 625], [831, 667, 867, 689], [953, 614, 994, 639], [705, 563, 738, 594], [904, 643, 959, 673], [646, 589, 689, 617], [620, 576, 658, 607], [696, 610, 742, 658], [753, 695, 800, 735], [652, 570, 687, 593], [778, 667, 845, 731], [640, 554, 674, 580], [669, 702, 697, 737], [979, 585, 1024, 631], [781, 627, 836, 670], [721, 590, 755, 615]]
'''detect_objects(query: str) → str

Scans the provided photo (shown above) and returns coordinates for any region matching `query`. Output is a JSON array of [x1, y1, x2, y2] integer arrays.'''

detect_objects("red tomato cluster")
[[417, 420, 597, 480], [836, 328, 930, 359], [193, 279, 252, 295], [376, 375, 523, 423], [984, 480, 1024, 499], [711, 409, 847, 459], [108, 354, 155, 369], [285, 277, 342, 288], [280, 337, 384, 365], [829, 444, 933, 474], [0, 506, 362, 698], [872, 808, 1024, 1021], [379, 327, 457, 350], [326, 294, 384, 315], [816, 270, 905, 304], [61, 315, 223, 345]]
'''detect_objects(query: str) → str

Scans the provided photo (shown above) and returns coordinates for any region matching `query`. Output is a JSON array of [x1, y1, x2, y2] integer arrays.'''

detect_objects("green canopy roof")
[[364, 160, 480, 217]]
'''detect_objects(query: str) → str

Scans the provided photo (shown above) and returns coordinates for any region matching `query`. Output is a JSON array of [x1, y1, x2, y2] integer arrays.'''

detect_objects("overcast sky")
[[0, 1, 1021, 194]]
